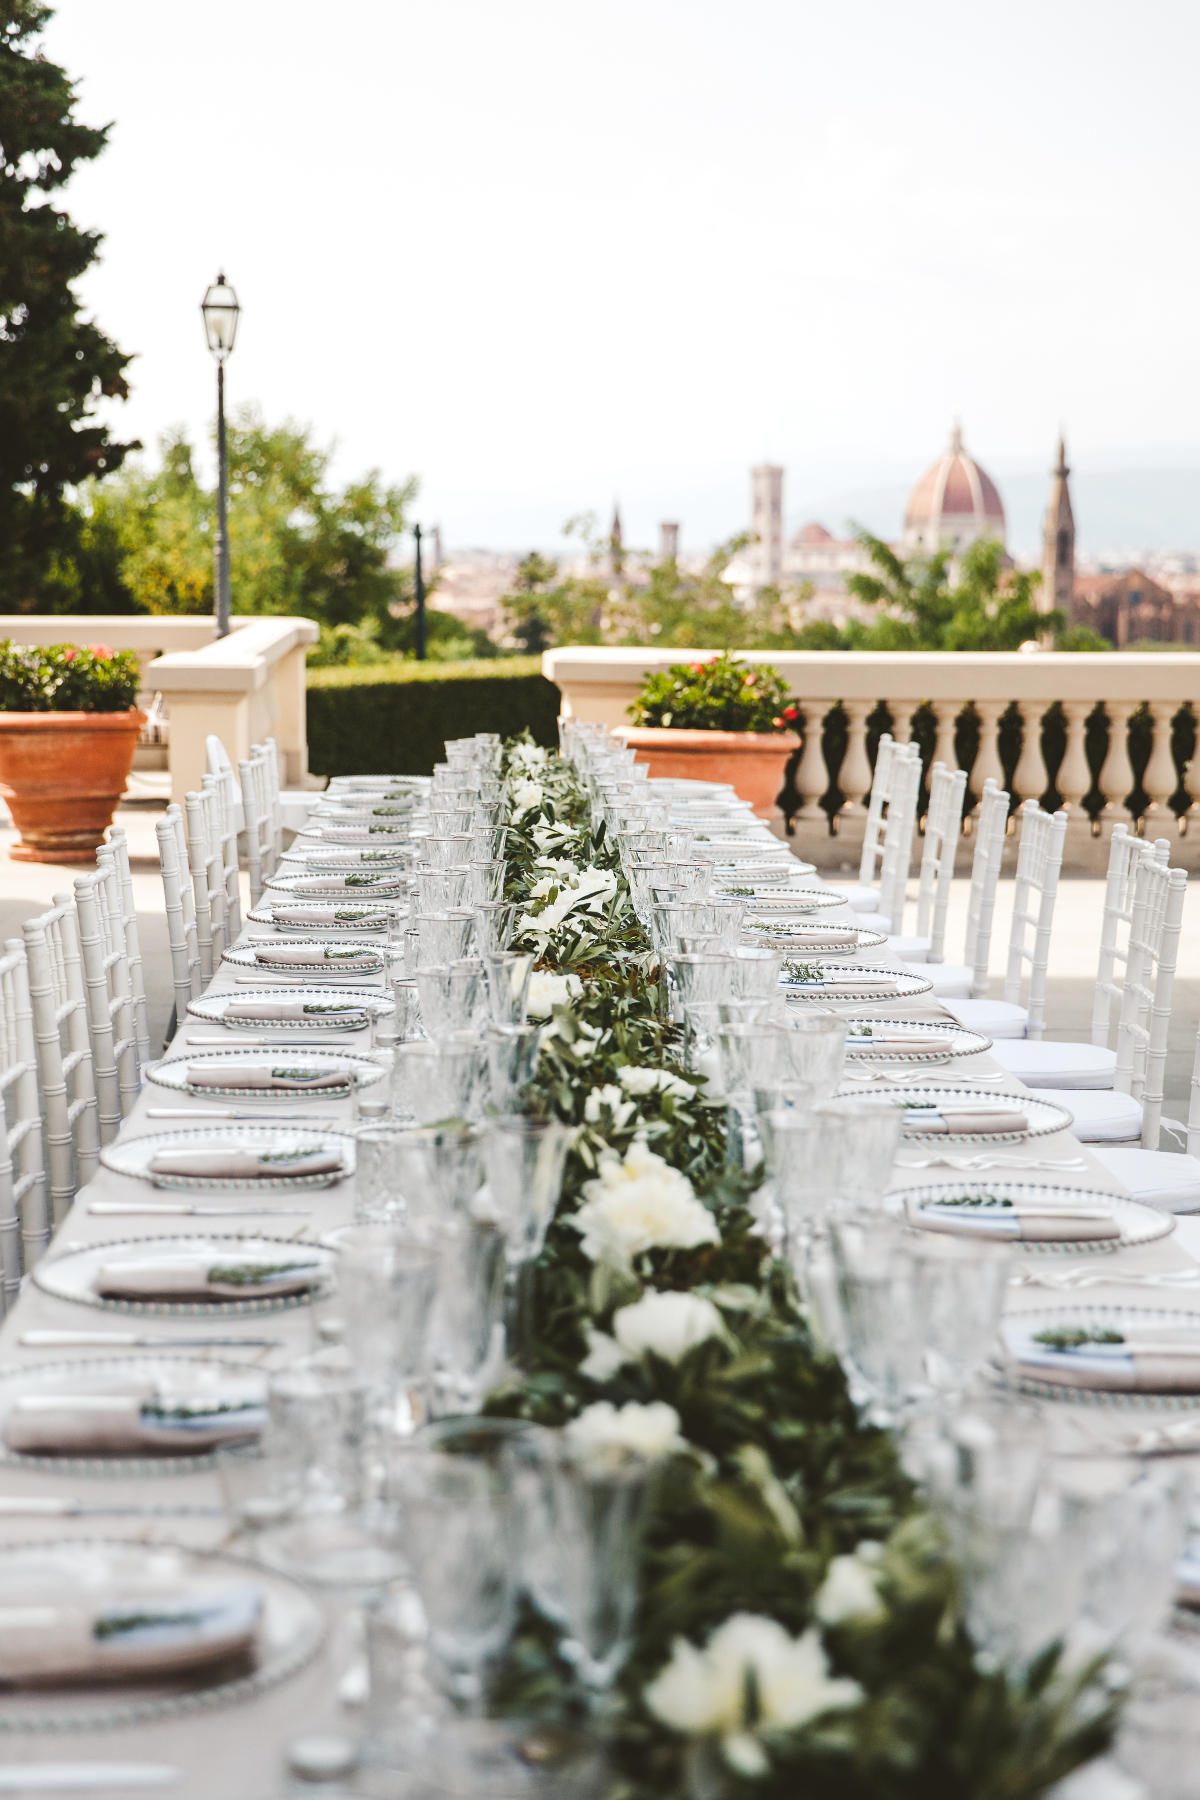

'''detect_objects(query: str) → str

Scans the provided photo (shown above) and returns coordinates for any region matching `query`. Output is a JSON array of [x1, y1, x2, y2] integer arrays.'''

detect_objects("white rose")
[[571, 1140, 720, 1270], [525, 971, 583, 1019], [644, 1614, 863, 1774], [583, 1083, 637, 1129], [613, 1290, 723, 1364], [509, 744, 548, 771], [510, 780, 544, 816], [564, 1399, 685, 1463], [813, 1546, 883, 1625], [619, 1066, 696, 1100], [578, 1329, 627, 1381]]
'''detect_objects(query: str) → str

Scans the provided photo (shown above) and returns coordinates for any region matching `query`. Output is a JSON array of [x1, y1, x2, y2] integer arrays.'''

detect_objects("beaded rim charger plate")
[[221, 942, 389, 976], [850, 1083, 1073, 1142], [263, 872, 405, 897], [33, 1234, 335, 1317], [145, 1048, 386, 1102], [888, 1181, 1172, 1255], [0, 1539, 324, 1733], [0, 1355, 268, 1476], [728, 888, 846, 911], [99, 1125, 357, 1191], [780, 965, 934, 1003], [743, 922, 887, 955], [841, 1016, 992, 1064], [247, 904, 389, 934], [187, 987, 392, 1030], [1005, 1305, 1200, 1410]]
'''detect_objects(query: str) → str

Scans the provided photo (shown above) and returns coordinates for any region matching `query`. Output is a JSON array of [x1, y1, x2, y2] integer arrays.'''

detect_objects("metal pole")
[[414, 524, 427, 661], [215, 361, 231, 638]]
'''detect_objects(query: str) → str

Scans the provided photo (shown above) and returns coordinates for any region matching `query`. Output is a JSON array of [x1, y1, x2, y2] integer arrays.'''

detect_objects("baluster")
[[793, 702, 829, 822], [837, 702, 874, 816], [930, 701, 960, 771], [1185, 709, 1200, 835], [1056, 700, 1093, 820], [1142, 701, 1179, 831], [890, 709, 913, 744], [970, 701, 1006, 799], [1013, 701, 1049, 805], [1098, 702, 1135, 825]]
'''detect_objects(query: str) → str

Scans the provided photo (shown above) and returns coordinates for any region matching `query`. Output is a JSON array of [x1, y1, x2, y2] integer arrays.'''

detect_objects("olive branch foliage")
[[484, 736, 1116, 1799]]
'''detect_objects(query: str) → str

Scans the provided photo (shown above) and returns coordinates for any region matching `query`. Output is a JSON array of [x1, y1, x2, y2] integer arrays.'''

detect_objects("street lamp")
[[413, 523, 427, 661], [200, 273, 240, 638]]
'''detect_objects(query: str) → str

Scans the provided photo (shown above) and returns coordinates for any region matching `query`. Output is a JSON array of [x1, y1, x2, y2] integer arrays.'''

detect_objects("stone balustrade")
[[0, 615, 318, 803], [542, 646, 1200, 872]]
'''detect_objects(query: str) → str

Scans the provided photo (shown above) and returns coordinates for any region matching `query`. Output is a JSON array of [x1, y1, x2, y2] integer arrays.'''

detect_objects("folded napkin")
[[903, 1106, 1028, 1135], [186, 1064, 352, 1093], [908, 1196, 1120, 1242], [271, 905, 388, 927], [253, 945, 379, 967], [148, 1148, 344, 1181], [785, 971, 899, 990], [1015, 1327, 1200, 1393], [221, 1001, 368, 1026], [0, 1582, 262, 1684], [290, 875, 401, 896], [748, 926, 859, 950], [848, 1031, 955, 1053], [95, 1253, 324, 1300], [3, 1379, 267, 1455], [320, 824, 410, 840], [303, 850, 405, 866]]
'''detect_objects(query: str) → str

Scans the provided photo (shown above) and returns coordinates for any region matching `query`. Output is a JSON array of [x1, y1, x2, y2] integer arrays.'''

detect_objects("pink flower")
[[744, 672, 756, 686], [86, 643, 114, 659], [783, 705, 799, 721], [62, 648, 76, 662]]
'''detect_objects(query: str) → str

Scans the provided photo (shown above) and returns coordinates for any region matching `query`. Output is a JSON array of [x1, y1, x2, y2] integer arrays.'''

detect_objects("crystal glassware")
[[415, 866, 471, 912], [426, 1216, 509, 1415], [414, 908, 477, 967], [482, 1115, 570, 1360], [469, 827, 510, 863], [416, 959, 486, 1040], [777, 1012, 849, 1098], [484, 1023, 543, 1113], [332, 1223, 440, 1399], [732, 946, 784, 997], [472, 901, 518, 954], [395, 1036, 484, 1125], [480, 951, 535, 1026], [469, 859, 507, 906], [428, 808, 475, 837], [386, 1122, 487, 1223], [390, 975, 423, 1042], [423, 833, 474, 871]]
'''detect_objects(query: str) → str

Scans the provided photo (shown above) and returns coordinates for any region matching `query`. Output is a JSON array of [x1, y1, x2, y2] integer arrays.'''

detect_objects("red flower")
[[87, 643, 114, 659], [743, 672, 756, 685], [690, 663, 704, 674], [62, 648, 76, 662], [783, 705, 799, 720], [772, 716, 784, 728]]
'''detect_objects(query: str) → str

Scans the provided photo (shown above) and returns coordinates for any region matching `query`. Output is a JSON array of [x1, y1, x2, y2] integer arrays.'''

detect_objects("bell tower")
[[1041, 435, 1075, 617], [751, 464, 783, 587]]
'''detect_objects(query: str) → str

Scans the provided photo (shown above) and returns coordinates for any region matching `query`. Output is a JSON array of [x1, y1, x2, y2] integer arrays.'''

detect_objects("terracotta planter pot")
[[624, 726, 800, 818], [0, 710, 147, 864]]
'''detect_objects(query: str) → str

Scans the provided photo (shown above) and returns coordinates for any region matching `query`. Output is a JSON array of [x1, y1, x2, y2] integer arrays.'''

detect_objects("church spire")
[[1040, 432, 1075, 617]]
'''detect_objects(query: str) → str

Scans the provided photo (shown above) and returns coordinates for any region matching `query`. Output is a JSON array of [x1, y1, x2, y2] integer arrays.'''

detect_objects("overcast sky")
[[44, 0, 1200, 555]]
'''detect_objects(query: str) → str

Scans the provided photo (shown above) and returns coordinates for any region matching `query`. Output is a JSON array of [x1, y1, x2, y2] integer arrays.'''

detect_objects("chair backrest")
[[1090, 827, 1170, 1048], [260, 737, 285, 864], [203, 768, 242, 940], [913, 761, 969, 962], [73, 868, 139, 1139], [103, 827, 151, 1067], [185, 787, 228, 981], [24, 900, 100, 1227], [157, 812, 202, 1030], [238, 752, 273, 907], [1000, 800, 1069, 1039], [1110, 859, 1188, 1148], [0, 940, 48, 1307], [962, 780, 1011, 998], [876, 744, 922, 936], [858, 733, 897, 890]]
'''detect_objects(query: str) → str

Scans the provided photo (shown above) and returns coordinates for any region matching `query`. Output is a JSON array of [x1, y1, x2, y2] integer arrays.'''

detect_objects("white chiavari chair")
[[185, 787, 227, 981], [103, 827, 151, 1067], [23, 900, 100, 1225], [239, 753, 272, 907], [74, 867, 138, 1138], [918, 778, 1011, 1000], [260, 736, 285, 867], [157, 811, 202, 1036], [203, 768, 242, 941], [887, 762, 968, 963], [943, 800, 1068, 1041], [874, 745, 922, 940], [206, 733, 245, 831], [0, 940, 48, 1309], [838, 734, 897, 915]]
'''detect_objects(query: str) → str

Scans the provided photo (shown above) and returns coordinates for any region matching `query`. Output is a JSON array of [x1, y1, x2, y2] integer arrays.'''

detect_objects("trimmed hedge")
[[306, 658, 561, 778]]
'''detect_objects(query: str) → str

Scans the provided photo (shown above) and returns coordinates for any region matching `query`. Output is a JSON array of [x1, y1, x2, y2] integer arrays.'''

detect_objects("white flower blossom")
[[532, 822, 578, 854], [813, 1546, 884, 1625], [579, 1328, 628, 1381], [525, 971, 583, 1020], [564, 1399, 685, 1462], [510, 780, 544, 817], [644, 1614, 863, 1775], [613, 1289, 724, 1364], [584, 1083, 638, 1129], [618, 1066, 696, 1100], [518, 866, 618, 948], [509, 743, 549, 772], [571, 1140, 720, 1270]]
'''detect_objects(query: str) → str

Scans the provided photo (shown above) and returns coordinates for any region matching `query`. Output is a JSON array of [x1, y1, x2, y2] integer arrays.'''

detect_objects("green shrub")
[[628, 650, 798, 731], [0, 640, 142, 712], [306, 658, 560, 777]]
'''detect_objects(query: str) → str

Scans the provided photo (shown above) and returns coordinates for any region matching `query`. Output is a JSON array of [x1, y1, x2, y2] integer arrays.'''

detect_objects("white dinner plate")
[[100, 1125, 356, 1190], [247, 904, 390, 933], [221, 942, 390, 977], [890, 1182, 1172, 1254], [742, 922, 887, 955], [187, 987, 392, 1030], [264, 872, 406, 897], [145, 1049, 386, 1101], [841, 1017, 992, 1064], [1005, 1306, 1200, 1407], [279, 848, 410, 870], [33, 1235, 336, 1317], [780, 964, 934, 1003], [848, 1083, 1073, 1142], [720, 887, 846, 911], [0, 1356, 269, 1474], [292, 825, 413, 844]]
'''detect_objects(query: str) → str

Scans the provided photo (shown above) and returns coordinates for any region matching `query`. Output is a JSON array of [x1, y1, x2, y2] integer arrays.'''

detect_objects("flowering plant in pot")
[[0, 642, 146, 863], [625, 652, 801, 817]]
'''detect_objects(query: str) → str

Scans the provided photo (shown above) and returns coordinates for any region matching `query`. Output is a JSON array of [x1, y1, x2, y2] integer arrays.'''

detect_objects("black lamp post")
[[200, 273, 241, 638], [413, 523, 427, 661]]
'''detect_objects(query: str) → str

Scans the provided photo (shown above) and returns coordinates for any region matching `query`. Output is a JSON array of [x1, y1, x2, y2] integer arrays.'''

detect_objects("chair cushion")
[[887, 935, 931, 962], [942, 998, 1028, 1039], [1090, 1147, 1200, 1212], [922, 963, 974, 999], [990, 1041, 1117, 1090], [833, 886, 881, 914], [1028, 1088, 1142, 1142]]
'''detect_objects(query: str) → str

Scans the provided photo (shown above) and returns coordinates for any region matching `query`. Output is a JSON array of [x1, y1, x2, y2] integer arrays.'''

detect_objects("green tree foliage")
[[0, 2, 138, 609], [503, 548, 608, 652], [90, 410, 418, 633]]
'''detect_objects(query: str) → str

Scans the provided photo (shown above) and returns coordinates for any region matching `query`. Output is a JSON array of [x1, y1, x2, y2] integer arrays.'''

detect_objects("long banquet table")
[[0, 817, 1195, 1794]]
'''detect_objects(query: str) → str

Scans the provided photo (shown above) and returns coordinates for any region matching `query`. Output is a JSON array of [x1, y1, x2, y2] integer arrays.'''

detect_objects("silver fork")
[[895, 1154, 1089, 1172], [1012, 1266, 1200, 1291]]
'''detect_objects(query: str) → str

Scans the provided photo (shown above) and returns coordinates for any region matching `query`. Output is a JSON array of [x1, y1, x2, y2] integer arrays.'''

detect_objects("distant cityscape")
[[422, 425, 1200, 649]]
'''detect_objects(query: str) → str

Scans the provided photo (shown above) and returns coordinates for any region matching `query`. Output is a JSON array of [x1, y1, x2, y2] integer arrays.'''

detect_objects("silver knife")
[[185, 1035, 364, 1047], [0, 1498, 226, 1518], [20, 1329, 282, 1348], [0, 1766, 180, 1792], [145, 1108, 334, 1121], [88, 1201, 314, 1218]]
